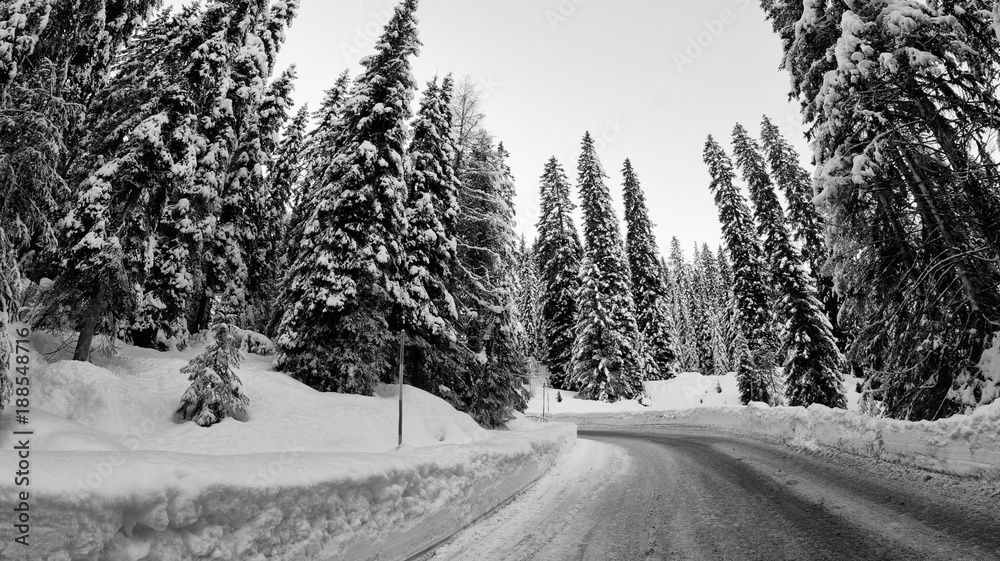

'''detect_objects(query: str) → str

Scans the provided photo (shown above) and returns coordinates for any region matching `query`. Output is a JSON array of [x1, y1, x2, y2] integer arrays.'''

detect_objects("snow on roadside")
[[0, 331, 576, 560], [527, 371, 866, 415], [556, 402, 1000, 480], [529, 369, 1000, 480]]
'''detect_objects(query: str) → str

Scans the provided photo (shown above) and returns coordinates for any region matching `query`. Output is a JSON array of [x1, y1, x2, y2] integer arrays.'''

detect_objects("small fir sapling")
[[177, 321, 249, 427]]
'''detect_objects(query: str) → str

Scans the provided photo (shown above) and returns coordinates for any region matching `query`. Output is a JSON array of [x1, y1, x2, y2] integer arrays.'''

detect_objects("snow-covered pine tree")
[[762, 0, 1000, 418], [666, 237, 697, 372], [703, 135, 776, 404], [515, 235, 543, 359], [270, 104, 310, 214], [399, 75, 463, 399], [759, 115, 838, 334], [284, 70, 351, 269], [711, 247, 737, 375], [275, 0, 421, 394], [570, 132, 644, 402], [692, 244, 723, 375], [621, 159, 677, 379], [688, 243, 714, 375], [235, 66, 298, 336], [404, 75, 460, 342], [535, 157, 583, 390], [260, 102, 310, 338], [30, 5, 207, 361], [732, 124, 846, 408], [135, 0, 297, 351], [452, 138, 528, 426], [758, 115, 825, 277], [2, 0, 161, 370], [177, 320, 249, 427]]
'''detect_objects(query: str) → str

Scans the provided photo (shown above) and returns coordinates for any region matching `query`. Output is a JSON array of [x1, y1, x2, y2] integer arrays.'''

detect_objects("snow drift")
[[0, 330, 575, 560], [557, 402, 1000, 480]]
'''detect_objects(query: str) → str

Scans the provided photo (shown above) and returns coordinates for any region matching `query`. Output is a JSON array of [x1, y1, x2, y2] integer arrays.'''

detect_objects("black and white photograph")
[[1, 0, 999, 559]]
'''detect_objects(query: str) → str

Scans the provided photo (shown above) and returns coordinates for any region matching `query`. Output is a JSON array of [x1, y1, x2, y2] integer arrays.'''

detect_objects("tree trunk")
[[897, 148, 982, 313], [73, 284, 105, 362]]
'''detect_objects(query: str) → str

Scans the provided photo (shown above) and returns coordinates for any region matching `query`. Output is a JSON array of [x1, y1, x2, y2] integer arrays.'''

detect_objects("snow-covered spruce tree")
[[2, 0, 161, 368], [177, 320, 249, 427], [621, 159, 677, 379], [284, 70, 351, 270], [210, 65, 298, 337], [399, 75, 464, 399], [692, 244, 724, 375], [535, 157, 583, 390], [570, 132, 644, 402], [687, 244, 715, 375], [759, 115, 838, 333], [260, 102, 310, 337], [30, 5, 209, 361], [270, 104, 310, 221], [134, 0, 297, 351], [666, 237, 697, 372], [761, 0, 1000, 418], [711, 247, 738, 375], [703, 135, 776, 404], [275, 0, 421, 395], [732, 124, 846, 408], [699, 244, 726, 311], [515, 235, 543, 359], [452, 138, 528, 426]]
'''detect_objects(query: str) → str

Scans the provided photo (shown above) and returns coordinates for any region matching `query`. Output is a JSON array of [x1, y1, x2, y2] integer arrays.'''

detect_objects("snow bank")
[[0, 423, 574, 561], [0, 333, 575, 560], [557, 402, 1000, 480], [529, 371, 866, 414]]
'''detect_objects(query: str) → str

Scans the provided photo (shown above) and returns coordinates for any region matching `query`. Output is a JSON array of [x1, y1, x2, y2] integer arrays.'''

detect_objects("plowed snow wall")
[[558, 403, 1000, 479]]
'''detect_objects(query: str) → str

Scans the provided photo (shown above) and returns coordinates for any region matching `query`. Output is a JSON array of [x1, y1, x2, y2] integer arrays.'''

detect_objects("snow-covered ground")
[[531, 372, 1000, 480], [527, 370, 866, 415], [0, 328, 575, 561]]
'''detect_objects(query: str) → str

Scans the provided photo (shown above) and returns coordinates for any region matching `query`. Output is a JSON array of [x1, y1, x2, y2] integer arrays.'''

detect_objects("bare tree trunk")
[[73, 284, 105, 362], [897, 148, 982, 313]]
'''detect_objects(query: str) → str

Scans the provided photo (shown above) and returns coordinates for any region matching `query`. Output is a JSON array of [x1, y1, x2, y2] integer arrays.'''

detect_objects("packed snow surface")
[[0, 329, 575, 560]]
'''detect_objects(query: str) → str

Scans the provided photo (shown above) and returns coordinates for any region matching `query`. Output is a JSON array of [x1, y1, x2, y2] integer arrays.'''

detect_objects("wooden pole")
[[398, 332, 405, 446]]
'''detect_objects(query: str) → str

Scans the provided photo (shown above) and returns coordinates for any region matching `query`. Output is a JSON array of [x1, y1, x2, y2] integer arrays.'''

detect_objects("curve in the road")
[[431, 426, 1000, 561]]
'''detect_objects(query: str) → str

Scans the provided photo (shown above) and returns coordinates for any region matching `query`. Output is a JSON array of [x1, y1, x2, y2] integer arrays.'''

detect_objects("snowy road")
[[427, 427, 1000, 560]]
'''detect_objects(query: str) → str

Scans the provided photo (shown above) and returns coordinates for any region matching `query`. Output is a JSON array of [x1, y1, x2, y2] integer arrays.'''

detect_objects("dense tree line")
[[5, 0, 996, 423], [0, 0, 529, 427], [760, 0, 1000, 419]]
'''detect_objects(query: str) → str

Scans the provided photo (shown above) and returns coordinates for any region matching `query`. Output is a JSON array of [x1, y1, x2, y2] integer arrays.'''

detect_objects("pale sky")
[[171, 0, 813, 254]]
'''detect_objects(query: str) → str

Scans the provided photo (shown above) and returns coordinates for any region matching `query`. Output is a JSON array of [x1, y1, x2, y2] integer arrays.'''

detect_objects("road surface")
[[428, 426, 1000, 560]]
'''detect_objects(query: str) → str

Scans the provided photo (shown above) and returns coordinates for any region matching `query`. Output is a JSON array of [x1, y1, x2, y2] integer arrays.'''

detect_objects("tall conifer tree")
[[621, 159, 677, 379], [285, 70, 351, 269], [134, 0, 298, 350], [276, 0, 421, 394], [760, 1, 1000, 417], [400, 75, 463, 399], [452, 138, 528, 426], [515, 236, 543, 359], [2, 0, 160, 388], [570, 133, 644, 401], [732, 124, 846, 408], [703, 135, 776, 403], [536, 157, 582, 390]]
